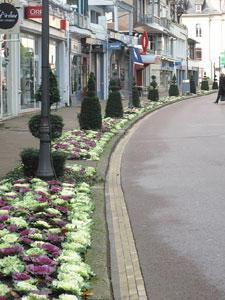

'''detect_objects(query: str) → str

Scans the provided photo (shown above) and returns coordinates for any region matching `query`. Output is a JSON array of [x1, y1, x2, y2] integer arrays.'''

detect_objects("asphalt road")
[[121, 94, 225, 300]]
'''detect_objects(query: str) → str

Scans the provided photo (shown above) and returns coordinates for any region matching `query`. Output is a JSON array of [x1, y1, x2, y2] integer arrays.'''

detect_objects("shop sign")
[[108, 42, 121, 50], [24, 6, 42, 19], [92, 44, 103, 53], [0, 2, 19, 32]]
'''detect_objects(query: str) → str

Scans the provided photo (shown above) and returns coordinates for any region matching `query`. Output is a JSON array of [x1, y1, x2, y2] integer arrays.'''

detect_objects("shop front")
[[70, 38, 82, 106], [0, 36, 9, 118], [20, 33, 39, 110], [160, 58, 175, 91]]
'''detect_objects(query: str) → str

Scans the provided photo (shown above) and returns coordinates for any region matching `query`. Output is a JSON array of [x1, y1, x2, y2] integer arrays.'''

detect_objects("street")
[[121, 93, 225, 299]]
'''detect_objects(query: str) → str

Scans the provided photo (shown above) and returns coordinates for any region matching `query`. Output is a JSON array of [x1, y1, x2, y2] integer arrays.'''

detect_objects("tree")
[[105, 79, 123, 118], [35, 69, 60, 107], [79, 73, 102, 130], [169, 74, 179, 96], [148, 75, 159, 101], [190, 75, 196, 94], [212, 74, 219, 90], [201, 72, 209, 91], [132, 81, 141, 108]]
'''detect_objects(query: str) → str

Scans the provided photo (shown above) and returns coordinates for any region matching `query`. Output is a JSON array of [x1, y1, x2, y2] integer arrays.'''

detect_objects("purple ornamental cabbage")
[[0, 245, 23, 255], [26, 264, 56, 276], [12, 272, 31, 281], [24, 255, 56, 266], [40, 243, 61, 257], [7, 224, 18, 232], [20, 237, 32, 245], [0, 215, 9, 222]]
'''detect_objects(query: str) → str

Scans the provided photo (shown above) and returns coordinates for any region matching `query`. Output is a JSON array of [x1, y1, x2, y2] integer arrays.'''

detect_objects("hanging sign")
[[0, 2, 18, 29], [141, 31, 149, 55], [0, 0, 20, 33]]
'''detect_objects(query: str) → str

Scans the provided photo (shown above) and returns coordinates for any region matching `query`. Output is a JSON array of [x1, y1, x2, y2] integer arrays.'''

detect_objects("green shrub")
[[28, 114, 64, 140], [148, 75, 159, 101], [20, 148, 67, 178], [132, 81, 141, 108], [212, 74, 218, 90], [79, 73, 102, 130], [3, 165, 24, 181], [52, 152, 68, 177], [35, 69, 60, 107], [201, 73, 209, 91], [105, 79, 123, 118], [190, 76, 196, 94], [169, 74, 179, 96]]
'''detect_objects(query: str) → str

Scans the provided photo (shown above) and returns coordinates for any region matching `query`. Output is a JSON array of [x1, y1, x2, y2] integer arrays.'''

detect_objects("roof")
[[183, 0, 222, 14]]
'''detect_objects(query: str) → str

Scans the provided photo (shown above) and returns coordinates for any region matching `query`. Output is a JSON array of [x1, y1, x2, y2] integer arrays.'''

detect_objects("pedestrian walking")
[[214, 73, 225, 103]]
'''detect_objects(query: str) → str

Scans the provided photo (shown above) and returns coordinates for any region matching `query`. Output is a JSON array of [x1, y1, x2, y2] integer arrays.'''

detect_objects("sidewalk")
[[0, 104, 95, 178]]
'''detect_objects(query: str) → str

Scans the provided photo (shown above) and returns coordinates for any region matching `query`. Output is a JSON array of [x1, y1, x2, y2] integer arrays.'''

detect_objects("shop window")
[[49, 41, 57, 72], [195, 48, 202, 60], [71, 55, 81, 94], [20, 35, 36, 110], [196, 24, 202, 37], [0, 34, 9, 117]]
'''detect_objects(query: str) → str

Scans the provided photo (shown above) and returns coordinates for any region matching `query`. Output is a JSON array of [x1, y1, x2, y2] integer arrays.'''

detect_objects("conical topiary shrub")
[[35, 69, 60, 107], [132, 81, 141, 108], [190, 75, 196, 94], [105, 79, 123, 118], [79, 73, 102, 130], [148, 75, 159, 101], [212, 74, 219, 90], [201, 73, 209, 91], [169, 74, 179, 97]]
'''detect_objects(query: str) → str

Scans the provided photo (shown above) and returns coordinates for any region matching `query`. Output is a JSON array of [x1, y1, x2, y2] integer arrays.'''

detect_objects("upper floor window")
[[196, 24, 202, 37], [189, 44, 195, 60], [90, 10, 101, 24], [195, 48, 202, 60], [195, 5, 202, 13]]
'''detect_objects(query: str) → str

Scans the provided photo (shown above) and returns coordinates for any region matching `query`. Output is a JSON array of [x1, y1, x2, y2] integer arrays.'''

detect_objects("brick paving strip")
[[106, 121, 148, 300]]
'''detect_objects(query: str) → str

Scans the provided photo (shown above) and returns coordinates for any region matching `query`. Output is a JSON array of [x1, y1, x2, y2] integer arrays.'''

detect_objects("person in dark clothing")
[[214, 73, 225, 103]]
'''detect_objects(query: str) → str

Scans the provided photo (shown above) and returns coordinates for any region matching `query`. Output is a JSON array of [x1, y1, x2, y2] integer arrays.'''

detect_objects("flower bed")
[[52, 97, 186, 161], [0, 178, 94, 299]]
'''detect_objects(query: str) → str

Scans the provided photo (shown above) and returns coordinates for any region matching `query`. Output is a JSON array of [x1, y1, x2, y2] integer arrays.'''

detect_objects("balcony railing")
[[138, 14, 171, 30], [69, 12, 89, 29]]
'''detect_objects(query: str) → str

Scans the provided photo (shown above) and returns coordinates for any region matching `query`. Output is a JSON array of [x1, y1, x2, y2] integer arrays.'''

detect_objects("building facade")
[[0, 0, 71, 120], [181, 0, 225, 81], [133, 0, 189, 93]]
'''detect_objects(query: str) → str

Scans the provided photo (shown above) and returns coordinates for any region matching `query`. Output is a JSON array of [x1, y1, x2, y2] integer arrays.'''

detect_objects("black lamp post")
[[36, 0, 54, 179]]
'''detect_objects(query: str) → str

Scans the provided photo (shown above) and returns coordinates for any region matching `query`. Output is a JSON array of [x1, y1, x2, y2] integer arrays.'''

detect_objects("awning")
[[132, 47, 144, 65], [141, 54, 161, 64]]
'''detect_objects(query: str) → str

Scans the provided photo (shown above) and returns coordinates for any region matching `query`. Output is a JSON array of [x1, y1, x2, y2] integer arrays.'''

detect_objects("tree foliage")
[[35, 69, 60, 107]]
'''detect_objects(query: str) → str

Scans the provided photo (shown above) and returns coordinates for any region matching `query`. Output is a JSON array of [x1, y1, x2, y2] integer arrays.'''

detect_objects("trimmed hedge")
[[28, 114, 64, 140], [169, 74, 179, 97], [105, 79, 123, 118], [148, 75, 159, 101], [79, 73, 102, 130], [20, 148, 67, 178]]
